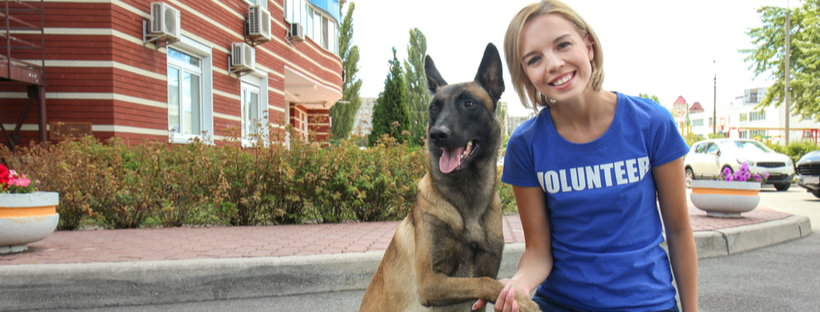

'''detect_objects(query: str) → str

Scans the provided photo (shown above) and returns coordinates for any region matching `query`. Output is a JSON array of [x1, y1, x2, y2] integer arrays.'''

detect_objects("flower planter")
[[0, 192, 59, 254], [690, 180, 760, 218]]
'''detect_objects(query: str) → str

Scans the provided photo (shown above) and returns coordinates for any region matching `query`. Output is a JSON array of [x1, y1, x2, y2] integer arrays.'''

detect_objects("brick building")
[[1, 0, 343, 148]]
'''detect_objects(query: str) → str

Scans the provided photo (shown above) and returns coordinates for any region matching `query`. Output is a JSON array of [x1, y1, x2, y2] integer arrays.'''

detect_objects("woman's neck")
[[549, 89, 618, 144]]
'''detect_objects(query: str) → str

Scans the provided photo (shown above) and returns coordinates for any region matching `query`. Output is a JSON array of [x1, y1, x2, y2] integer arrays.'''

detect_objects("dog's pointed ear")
[[474, 43, 505, 109], [425, 55, 448, 95]]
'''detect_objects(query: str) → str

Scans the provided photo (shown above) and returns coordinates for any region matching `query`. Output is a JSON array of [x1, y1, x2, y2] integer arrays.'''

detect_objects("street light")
[[713, 60, 716, 136]]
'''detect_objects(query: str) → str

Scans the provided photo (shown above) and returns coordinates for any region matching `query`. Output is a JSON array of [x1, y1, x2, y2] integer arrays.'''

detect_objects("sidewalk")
[[0, 203, 813, 311], [0, 206, 805, 266]]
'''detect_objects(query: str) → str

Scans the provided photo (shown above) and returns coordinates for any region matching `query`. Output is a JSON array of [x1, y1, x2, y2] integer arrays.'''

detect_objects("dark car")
[[796, 150, 820, 199]]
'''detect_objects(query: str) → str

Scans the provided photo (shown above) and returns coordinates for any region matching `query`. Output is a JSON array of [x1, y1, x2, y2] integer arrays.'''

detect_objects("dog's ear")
[[424, 55, 448, 95], [474, 43, 505, 110]]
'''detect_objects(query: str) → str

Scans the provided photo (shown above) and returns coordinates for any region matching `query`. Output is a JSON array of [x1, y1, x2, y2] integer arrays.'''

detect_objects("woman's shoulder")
[[618, 93, 674, 119], [508, 112, 542, 142]]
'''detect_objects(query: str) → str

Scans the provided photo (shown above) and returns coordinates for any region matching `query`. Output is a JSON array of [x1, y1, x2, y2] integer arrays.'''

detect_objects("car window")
[[706, 143, 719, 155], [695, 143, 707, 154], [726, 140, 772, 153]]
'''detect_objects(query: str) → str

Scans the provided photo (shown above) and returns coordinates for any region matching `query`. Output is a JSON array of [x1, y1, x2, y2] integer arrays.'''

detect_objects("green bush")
[[764, 140, 819, 164]]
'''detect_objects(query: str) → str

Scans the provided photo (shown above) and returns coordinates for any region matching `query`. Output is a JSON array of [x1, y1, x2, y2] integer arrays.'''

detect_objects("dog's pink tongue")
[[439, 147, 465, 174]]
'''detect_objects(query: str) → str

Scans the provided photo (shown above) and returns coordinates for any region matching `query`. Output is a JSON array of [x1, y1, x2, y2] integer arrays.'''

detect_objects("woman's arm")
[[474, 186, 553, 311], [653, 158, 698, 312]]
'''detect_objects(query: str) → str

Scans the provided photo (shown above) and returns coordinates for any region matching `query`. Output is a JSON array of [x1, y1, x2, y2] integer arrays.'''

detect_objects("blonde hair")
[[504, 0, 604, 112]]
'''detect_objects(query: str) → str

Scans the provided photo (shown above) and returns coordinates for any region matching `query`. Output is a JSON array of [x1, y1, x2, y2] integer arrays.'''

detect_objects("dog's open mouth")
[[439, 140, 479, 174]]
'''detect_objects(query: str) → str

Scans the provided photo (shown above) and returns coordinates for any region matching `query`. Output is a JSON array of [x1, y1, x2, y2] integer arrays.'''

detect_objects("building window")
[[244, 0, 267, 10], [749, 89, 758, 103], [740, 113, 748, 122], [284, 0, 337, 54], [750, 111, 766, 122], [692, 119, 704, 127], [167, 37, 214, 144], [708, 117, 713, 127], [168, 48, 202, 137], [749, 129, 767, 138], [740, 130, 748, 139], [241, 82, 260, 140]]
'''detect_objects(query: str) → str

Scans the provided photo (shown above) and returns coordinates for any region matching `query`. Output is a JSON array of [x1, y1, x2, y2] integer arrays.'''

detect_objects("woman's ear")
[[586, 33, 595, 61]]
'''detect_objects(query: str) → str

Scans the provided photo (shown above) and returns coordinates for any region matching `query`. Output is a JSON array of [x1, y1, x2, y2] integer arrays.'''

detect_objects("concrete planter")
[[0, 192, 60, 254], [690, 180, 760, 218]]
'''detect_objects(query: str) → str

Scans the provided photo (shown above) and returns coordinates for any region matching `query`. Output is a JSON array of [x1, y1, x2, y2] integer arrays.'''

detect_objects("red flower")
[[0, 164, 9, 191]]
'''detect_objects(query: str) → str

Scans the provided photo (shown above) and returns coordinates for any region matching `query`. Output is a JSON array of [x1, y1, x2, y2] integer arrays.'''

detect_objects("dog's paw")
[[514, 293, 541, 312]]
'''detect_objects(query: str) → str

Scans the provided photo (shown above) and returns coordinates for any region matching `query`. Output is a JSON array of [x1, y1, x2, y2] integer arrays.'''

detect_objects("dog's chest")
[[431, 219, 504, 279]]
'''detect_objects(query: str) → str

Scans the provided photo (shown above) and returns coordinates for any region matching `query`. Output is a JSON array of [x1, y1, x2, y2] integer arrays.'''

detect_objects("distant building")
[[671, 96, 688, 117], [507, 112, 536, 136], [689, 102, 705, 113], [674, 87, 820, 144], [352, 97, 377, 136]]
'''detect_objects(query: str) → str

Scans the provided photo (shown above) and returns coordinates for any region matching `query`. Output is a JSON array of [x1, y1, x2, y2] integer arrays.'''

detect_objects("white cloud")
[[344, 0, 795, 116]]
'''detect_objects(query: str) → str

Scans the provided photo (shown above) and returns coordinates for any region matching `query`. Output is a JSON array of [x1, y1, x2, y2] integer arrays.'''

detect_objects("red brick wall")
[[1, 0, 341, 147]]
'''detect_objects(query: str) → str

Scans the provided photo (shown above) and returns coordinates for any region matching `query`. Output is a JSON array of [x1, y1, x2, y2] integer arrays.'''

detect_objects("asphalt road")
[[42, 186, 820, 312]]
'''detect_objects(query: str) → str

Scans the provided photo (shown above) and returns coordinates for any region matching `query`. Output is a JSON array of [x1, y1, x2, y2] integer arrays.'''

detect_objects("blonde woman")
[[473, 1, 698, 311]]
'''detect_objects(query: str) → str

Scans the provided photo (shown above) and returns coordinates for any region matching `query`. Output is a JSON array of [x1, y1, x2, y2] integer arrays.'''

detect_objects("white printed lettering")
[[559, 169, 572, 192], [638, 157, 650, 180], [571, 167, 586, 191], [626, 159, 639, 183], [614, 161, 628, 185], [545, 171, 560, 193], [586, 165, 601, 189], [600, 163, 614, 187]]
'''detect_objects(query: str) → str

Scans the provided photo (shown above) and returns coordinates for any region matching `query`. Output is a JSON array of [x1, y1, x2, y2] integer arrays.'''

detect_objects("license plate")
[[803, 176, 820, 184]]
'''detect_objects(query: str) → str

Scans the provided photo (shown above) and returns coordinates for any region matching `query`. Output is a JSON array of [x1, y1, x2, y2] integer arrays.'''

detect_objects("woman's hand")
[[471, 279, 532, 312]]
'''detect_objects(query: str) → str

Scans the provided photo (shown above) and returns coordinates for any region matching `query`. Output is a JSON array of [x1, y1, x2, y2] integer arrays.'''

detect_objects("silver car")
[[683, 139, 795, 190], [796, 150, 820, 198]]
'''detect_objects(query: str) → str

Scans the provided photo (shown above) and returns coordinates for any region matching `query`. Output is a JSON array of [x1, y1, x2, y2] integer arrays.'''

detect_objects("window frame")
[[240, 69, 269, 147], [167, 36, 214, 144]]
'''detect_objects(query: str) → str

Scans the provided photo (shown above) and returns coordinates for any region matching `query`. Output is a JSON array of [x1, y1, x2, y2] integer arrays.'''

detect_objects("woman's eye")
[[526, 56, 541, 66], [464, 101, 476, 108], [557, 42, 571, 50]]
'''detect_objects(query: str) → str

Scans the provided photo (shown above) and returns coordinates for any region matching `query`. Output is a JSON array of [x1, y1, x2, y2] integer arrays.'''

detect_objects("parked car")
[[683, 139, 794, 190], [796, 150, 820, 198]]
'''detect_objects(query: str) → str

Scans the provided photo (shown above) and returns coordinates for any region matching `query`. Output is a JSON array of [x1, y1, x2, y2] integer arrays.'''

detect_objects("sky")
[[341, 0, 799, 117]]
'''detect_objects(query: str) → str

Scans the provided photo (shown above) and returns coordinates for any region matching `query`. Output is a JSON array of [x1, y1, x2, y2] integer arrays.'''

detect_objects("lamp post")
[[784, 7, 791, 144], [713, 60, 716, 136]]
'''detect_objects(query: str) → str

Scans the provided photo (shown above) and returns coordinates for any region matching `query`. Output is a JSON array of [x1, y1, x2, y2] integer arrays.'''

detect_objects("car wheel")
[[685, 168, 694, 188], [774, 183, 791, 191], [813, 190, 820, 199]]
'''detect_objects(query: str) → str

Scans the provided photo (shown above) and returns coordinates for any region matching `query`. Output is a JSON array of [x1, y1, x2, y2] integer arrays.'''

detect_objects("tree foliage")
[[369, 47, 410, 146], [638, 93, 661, 105], [740, 0, 820, 121], [403, 28, 430, 147], [329, 2, 363, 140]]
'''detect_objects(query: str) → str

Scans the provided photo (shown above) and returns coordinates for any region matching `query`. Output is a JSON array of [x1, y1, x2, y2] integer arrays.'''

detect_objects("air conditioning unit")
[[247, 5, 271, 42], [289, 23, 305, 42], [150, 2, 181, 42], [231, 42, 255, 72]]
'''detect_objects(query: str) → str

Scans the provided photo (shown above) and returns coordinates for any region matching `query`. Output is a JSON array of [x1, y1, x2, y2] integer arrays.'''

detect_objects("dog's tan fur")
[[359, 44, 540, 312]]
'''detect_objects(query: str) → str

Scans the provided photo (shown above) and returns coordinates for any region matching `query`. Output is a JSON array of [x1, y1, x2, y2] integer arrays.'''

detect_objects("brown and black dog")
[[359, 43, 540, 312]]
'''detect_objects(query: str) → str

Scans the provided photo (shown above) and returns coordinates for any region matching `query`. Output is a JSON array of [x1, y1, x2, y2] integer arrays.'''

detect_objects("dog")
[[359, 43, 540, 312]]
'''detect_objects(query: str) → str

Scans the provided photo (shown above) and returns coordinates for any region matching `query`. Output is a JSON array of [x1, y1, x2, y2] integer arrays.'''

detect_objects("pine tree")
[[403, 28, 430, 147], [369, 47, 410, 146], [329, 2, 363, 140]]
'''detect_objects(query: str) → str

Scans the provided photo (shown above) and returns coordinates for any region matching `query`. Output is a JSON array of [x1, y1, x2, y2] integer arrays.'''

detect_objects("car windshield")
[[720, 140, 773, 153]]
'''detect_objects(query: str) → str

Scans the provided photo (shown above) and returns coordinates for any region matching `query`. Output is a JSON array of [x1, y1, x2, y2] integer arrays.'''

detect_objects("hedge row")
[[1, 127, 517, 230]]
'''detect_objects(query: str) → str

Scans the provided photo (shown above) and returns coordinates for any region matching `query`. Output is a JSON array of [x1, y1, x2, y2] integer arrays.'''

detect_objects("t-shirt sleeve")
[[501, 129, 541, 187], [649, 106, 691, 167]]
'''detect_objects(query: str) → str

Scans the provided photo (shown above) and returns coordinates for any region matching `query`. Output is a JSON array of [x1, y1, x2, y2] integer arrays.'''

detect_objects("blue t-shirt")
[[501, 93, 690, 311]]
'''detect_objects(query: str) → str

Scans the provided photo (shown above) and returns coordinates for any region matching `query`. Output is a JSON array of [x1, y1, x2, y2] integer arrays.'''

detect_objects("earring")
[[549, 98, 557, 103]]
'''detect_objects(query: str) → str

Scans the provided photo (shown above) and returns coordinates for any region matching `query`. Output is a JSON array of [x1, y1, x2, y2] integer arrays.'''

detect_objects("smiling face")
[[519, 14, 594, 103]]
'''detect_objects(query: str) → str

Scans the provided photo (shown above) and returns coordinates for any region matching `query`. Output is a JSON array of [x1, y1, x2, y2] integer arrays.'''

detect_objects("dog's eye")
[[429, 105, 439, 112], [464, 101, 476, 108]]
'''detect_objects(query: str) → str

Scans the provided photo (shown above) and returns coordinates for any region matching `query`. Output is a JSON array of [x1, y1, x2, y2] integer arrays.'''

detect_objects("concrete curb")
[[0, 215, 812, 311]]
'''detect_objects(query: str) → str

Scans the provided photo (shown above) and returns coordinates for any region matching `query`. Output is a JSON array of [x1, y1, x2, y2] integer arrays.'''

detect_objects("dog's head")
[[424, 43, 504, 176]]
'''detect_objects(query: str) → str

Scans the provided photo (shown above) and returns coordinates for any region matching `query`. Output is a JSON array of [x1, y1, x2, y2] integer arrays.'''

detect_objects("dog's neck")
[[427, 148, 499, 219]]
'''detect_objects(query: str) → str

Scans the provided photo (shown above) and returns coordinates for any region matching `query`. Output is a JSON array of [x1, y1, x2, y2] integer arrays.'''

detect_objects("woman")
[[473, 1, 698, 311]]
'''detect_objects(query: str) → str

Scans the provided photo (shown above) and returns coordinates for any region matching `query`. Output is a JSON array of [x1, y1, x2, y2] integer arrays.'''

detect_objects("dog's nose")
[[429, 126, 450, 143]]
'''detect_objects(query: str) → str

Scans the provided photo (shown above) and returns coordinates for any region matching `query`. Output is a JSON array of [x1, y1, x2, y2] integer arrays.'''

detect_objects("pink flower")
[[12, 174, 30, 187], [754, 173, 761, 182]]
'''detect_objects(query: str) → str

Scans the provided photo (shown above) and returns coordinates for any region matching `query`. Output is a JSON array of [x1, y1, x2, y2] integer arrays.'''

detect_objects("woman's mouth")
[[548, 71, 575, 87]]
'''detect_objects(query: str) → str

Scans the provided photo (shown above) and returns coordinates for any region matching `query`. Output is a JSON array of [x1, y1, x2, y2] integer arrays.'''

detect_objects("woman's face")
[[519, 14, 594, 104]]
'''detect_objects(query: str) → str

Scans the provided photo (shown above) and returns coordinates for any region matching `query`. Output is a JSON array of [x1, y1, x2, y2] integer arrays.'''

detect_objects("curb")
[[0, 215, 812, 311]]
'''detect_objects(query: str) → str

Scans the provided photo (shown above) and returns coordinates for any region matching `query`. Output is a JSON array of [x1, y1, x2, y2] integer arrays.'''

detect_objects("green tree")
[[638, 93, 661, 104], [329, 2, 363, 140], [369, 47, 410, 146], [741, 0, 820, 121], [403, 28, 430, 147]]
